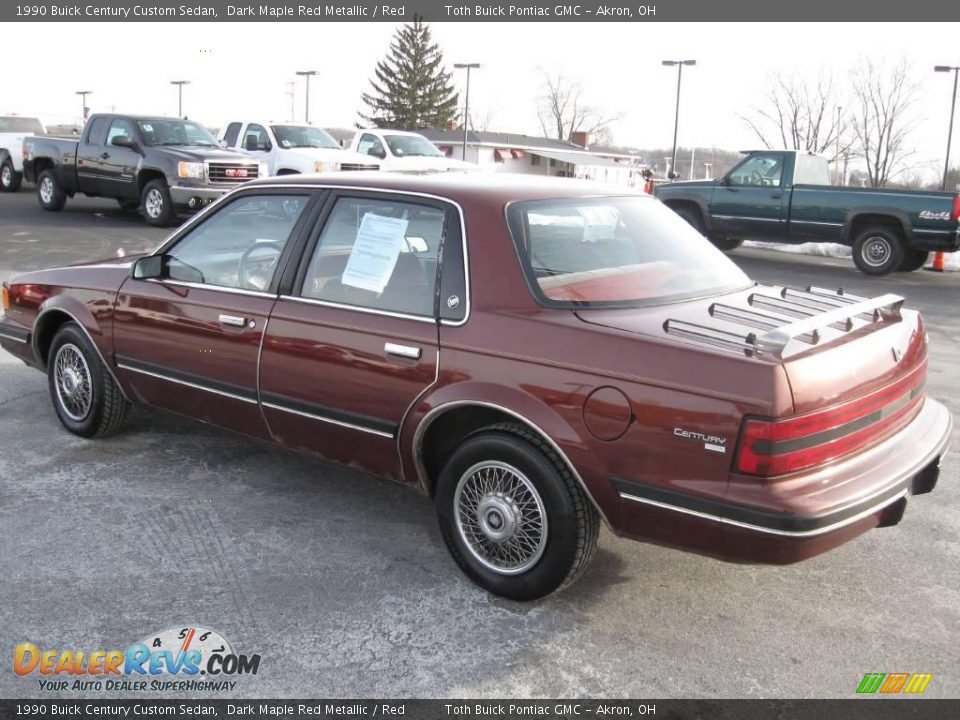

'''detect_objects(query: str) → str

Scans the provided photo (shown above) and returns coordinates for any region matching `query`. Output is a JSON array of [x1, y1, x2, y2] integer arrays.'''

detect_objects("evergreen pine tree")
[[360, 19, 459, 129]]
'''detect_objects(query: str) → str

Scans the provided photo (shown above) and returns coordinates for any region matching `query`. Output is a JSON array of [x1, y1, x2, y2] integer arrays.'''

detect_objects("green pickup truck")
[[654, 150, 960, 275]]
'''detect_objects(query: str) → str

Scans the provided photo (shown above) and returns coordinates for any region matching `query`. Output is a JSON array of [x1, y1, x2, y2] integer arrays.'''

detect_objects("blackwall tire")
[[37, 170, 66, 211], [1, 160, 22, 192], [852, 226, 904, 276], [141, 179, 176, 227], [897, 249, 929, 273], [47, 323, 130, 438], [435, 423, 599, 601]]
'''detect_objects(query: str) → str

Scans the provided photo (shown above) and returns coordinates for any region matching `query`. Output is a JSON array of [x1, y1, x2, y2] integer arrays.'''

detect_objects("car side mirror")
[[369, 147, 386, 159], [111, 135, 135, 149], [132, 255, 165, 279], [719, 175, 732, 186]]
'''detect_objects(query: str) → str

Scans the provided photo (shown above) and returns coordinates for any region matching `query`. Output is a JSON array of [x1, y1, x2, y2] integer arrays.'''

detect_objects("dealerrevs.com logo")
[[14, 626, 261, 692]]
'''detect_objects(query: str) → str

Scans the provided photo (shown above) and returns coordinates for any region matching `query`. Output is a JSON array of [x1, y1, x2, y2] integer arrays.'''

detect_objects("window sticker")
[[340, 213, 409, 293]]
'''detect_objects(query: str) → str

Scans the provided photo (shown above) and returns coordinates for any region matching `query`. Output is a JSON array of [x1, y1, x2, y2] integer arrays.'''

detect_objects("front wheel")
[[37, 169, 67, 211], [1, 160, 22, 192], [141, 179, 176, 226], [47, 323, 131, 438], [852, 226, 904, 276], [435, 423, 599, 601]]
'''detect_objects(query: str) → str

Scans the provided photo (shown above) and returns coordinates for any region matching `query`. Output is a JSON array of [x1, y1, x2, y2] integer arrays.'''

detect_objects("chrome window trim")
[[260, 401, 394, 438], [115, 362, 258, 405], [145, 278, 277, 299], [32, 307, 130, 402], [411, 399, 612, 529], [149, 183, 471, 327], [278, 294, 437, 324]]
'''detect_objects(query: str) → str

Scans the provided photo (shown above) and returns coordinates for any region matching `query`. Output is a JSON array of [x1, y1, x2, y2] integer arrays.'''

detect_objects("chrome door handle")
[[385, 342, 421, 360], [218, 314, 247, 327]]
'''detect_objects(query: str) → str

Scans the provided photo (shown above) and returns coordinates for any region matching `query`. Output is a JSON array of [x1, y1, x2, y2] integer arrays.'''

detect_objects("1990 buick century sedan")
[[0, 173, 952, 599]]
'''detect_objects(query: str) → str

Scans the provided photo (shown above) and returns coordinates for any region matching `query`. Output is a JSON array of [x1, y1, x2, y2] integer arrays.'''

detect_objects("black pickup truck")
[[655, 150, 960, 275], [23, 114, 265, 226]]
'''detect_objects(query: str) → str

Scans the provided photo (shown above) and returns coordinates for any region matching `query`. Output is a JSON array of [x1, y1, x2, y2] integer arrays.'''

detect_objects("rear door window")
[[85, 117, 109, 146]]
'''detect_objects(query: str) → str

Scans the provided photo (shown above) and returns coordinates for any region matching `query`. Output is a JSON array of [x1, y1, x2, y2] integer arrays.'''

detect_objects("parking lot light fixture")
[[296, 70, 318, 124], [662, 60, 696, 179], [75, 90, 93, 124], [454, 63, 482, 162], [170, 81, 190, 118], [934, 65, 960, 191]]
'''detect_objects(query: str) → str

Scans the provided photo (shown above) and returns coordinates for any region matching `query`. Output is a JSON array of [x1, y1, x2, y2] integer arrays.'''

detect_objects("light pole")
[[834, 105, 843, 185], [454, 63, 481, 162], [935, 65, 960, 190], [296, 70, 318, 123], [662, 60, 696, 179], [75, 90, 92, 124], [170, 81, 190, 117], [286, 81, 295, 122]]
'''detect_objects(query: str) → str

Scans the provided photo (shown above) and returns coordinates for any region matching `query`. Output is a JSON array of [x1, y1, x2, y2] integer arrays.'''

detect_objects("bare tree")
[[741, 71, 852, 161], [536, 71, 621, 142], [850, 59, 919, 187]]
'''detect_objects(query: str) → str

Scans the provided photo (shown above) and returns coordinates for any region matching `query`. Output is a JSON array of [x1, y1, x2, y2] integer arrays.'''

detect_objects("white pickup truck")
[[219, 121, 379, 175], [0, 116, 45, 192], [348, 129, 476, 172]]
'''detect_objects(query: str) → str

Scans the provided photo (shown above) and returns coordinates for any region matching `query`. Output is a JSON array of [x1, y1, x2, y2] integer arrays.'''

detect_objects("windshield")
[[271, 125, 340, 149], [384, 134, 443, 158], [0, 117, 43, 133], [137, 119, 218, 147], [506, 197, 751, 308]]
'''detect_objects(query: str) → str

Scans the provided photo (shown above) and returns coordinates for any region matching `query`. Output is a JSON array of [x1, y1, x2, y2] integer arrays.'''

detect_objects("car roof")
[[246, 171, 650, 205]]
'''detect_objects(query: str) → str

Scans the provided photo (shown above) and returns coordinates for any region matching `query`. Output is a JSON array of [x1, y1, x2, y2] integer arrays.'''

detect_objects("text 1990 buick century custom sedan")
[[0, 173, 952, 599]]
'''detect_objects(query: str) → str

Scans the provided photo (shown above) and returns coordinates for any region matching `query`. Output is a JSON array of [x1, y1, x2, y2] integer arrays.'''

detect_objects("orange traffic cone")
[[926, 251, 946, 272]]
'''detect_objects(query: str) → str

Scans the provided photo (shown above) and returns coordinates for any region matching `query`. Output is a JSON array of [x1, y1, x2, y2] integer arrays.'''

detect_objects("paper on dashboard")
[[341, 213, 409, 293]]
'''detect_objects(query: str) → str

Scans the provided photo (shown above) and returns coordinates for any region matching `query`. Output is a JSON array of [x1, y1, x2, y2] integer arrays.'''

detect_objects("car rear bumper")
[[612, 397, 951, 563]]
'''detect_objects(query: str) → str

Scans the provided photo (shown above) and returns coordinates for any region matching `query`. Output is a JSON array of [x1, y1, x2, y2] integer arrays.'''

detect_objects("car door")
[[709, 152, 788, 241], [240, 123, 275, 173], [113, 189, 319, 439], [100, 118, 142, 199], [258, 191, 461, 481], [76, 116, 110, 194]]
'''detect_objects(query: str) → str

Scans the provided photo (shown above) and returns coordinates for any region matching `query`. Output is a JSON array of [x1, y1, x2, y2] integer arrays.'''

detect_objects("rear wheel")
[[37, 169, 67, 211], [897, 249, 928, 272], [852, 226, 904, 276], [141, 179, 176, 226], [435, 423, 599, 601], [47, 323, 130, 438], [1, 160, 22, 192]]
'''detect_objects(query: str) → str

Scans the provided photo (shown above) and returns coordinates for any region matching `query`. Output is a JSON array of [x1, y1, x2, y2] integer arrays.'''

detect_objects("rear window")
[[506, 197, 751, 308]]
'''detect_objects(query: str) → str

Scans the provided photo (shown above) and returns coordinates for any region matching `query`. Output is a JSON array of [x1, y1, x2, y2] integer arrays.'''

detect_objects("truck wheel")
[[673, 205, 706, 236], [435, 423, 599, 601], [852, 226, 904, 276], [1, 160, 22, 192], [37, 170, 67, 211], [709, 237, 743, 252], [47, 323, 130, 438], [141, 180, 176, 226], [897, 249, 928, 272]]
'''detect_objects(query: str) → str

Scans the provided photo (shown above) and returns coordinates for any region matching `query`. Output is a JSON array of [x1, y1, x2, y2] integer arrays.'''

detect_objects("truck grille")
[[206, 162, 260, 184], [340, 163, 379, 172]]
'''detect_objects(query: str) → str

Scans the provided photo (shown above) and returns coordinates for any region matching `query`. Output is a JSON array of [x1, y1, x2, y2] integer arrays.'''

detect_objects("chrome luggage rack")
[[663, 286, 904, 358]]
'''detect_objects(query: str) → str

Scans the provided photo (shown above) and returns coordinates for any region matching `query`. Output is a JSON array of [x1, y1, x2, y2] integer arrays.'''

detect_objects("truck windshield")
[[384, 134, 443, 158], [136, 119, 218, 147], [0, 117, 43, 133], [271, 125, 340, 149], [506, 197, 751, 308]]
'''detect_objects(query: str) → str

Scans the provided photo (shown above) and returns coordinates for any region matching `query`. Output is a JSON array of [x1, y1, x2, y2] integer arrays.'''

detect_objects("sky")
[[3, 21, 958, 180]]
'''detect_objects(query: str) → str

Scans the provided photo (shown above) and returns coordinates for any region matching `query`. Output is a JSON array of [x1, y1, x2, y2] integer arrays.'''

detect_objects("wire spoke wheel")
[[53, 343, 93, 422], [454, 461, 548, 575]]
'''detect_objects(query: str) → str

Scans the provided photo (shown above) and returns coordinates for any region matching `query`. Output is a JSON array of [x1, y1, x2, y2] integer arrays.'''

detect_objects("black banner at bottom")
[[1, 699, 957, 720]]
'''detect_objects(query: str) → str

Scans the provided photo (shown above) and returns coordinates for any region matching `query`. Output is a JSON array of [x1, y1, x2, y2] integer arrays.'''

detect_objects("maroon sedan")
[[0, 174, 951, 600]]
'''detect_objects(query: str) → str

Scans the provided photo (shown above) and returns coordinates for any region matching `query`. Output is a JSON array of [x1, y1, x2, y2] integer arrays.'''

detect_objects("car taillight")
[[735, 363, 926, 477], [951, 195, 960, 222], [1, 285, 8, 312]]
